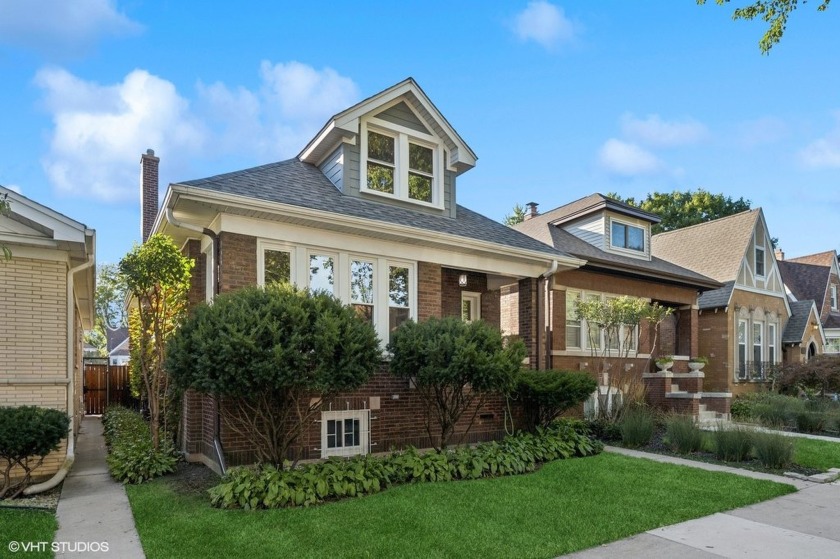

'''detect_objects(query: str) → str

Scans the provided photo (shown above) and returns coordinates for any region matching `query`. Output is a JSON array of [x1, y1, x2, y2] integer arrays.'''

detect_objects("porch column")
[[690, 305, 699, 358], [518, 278, 538, 369]]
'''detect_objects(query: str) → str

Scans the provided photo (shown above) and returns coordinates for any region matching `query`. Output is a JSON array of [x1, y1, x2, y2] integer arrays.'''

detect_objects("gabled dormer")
[[736, 210, 785, 295], [538, 194, 658, 262], [298, 78, 476, 219]]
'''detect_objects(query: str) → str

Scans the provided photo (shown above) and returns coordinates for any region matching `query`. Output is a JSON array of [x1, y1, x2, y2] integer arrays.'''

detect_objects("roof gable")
[[534, 193, 661, 227], [299, 78, 476, 174], [651, 209, 760, 282], [0, 185, 89, 245], [783, 300, 823, 344]]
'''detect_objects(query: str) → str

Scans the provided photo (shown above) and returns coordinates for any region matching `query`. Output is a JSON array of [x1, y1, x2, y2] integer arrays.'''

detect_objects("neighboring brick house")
[[0, 186, 95, 484], [651, 209, 792, 401], [146, 79, 585, 470], [513, 195, 722, 417], [778, 250, 838, 356]]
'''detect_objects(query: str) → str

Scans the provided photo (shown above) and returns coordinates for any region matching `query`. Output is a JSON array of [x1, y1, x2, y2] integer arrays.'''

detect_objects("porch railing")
[[736, 361, 779, 381]]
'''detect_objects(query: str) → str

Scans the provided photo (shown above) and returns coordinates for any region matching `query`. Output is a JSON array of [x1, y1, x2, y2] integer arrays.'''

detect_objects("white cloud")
[[512, 1, 578, 50], [799, 112, 840, 168], [36, 67, 206, 202], [598, 139, 664, 177], [620, 113, 708, 148], [35, 62, 359, 201], [0, 0, 141, 53]]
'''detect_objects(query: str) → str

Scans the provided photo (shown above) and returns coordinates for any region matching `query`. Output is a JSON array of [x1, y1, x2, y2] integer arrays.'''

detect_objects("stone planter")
[[656, 361, 674, 372], [688, 362, 706, 372]]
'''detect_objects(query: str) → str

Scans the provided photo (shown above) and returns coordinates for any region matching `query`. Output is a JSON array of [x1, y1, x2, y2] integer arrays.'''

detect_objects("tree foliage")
[[388, 317, 526, 450], [777, 354, 840, 396], [698, 0, 831, 54], [607, 189, 751, 234], [166, 285, 382, 466], [516, 370, 597, 430], [1, 192, 11, 261], [84, 263, 130, 356], [503, 204, 526, 227], [119, 234, 193, 449], [0, 406, 69, 499], [575, 296, 673, 420]]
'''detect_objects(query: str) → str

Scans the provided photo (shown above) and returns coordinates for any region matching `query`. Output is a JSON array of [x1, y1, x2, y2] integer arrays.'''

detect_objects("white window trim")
[[257, 239, 297, 287], [737, 319, 748, 380], [608, 217, 646, 256], [360, 116, 445, 210], [584, 387, 623, 419], [831, 285, 837, 310], [755, 245, 766, 278], [307, 250, 338, 296], [565, 289, 582, 349], [461, 291, 481, 322], [320, 409, 370, 458], [753, 321, 764, 363], [203, 243, 215, 303], [768, 323, 777, 364]]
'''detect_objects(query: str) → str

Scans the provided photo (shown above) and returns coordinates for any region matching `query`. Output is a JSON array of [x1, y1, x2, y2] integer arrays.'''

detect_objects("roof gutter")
[[25, 233, 96, 495], [169, 185, 587, 270], [163, 209, 226, 475]]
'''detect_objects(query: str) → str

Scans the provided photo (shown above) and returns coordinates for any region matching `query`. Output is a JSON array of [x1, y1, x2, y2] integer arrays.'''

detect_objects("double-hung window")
[[259, 243, 294, 287], [755, 247, 766, 277], [768, 323, 777, 364], [831, 285, 837, 311], [308, 253, 335, 294], [565, 291, 581, 348], [350, 259, 375, 325], [389, 265, 411, 341], [361, 118, 443, 208], [737, 320, 748, 380]]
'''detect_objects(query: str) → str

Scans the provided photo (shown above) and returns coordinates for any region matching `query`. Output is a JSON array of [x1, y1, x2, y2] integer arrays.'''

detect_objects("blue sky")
[[1, 1, 839, 264]]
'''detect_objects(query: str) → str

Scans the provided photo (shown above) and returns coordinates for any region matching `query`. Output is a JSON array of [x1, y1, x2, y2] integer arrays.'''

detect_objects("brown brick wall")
[[418, 262, 442, 321], [219, 232, 257, 293], [553, 268, 698, 306], [183, 239, 206, 308], [518, 278, 537, 368], [441, 268, 487, 317], [500, 284, 519, 336], [698, 309, 731, 393], [140, 151, 159, 243], [217, 365, 524, 466]]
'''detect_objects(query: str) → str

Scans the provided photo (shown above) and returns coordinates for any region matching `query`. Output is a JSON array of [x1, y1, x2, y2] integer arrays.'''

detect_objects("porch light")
[[458, 273, 468, 287]]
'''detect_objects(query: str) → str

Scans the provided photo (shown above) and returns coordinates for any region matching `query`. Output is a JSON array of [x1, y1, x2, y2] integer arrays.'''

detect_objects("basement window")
[[321, 410, 370, 458]]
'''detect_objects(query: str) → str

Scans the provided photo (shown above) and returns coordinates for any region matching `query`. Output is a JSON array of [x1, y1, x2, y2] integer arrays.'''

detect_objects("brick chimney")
[[775, 247, 784, 261], [140, 149, 159, 243], [525, 201, 539, 220]]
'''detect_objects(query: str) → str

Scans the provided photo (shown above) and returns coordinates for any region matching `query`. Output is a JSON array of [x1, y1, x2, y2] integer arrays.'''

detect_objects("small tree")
[[166, 285, 382, 466], [119, 234, 193, 449], [0, 406, 69, 499], [503, 204, 526, 226], [777, 355, 840, 396], [516, 370, 597, 430], [388, 317, 526, 450], [575, 296, 673, 420]]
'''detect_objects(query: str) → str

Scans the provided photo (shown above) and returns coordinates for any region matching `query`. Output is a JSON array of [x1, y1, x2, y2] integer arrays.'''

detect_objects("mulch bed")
[[164, 462, 221, 497], [0, 484, 62, 511], [607, 426, 823, 477]]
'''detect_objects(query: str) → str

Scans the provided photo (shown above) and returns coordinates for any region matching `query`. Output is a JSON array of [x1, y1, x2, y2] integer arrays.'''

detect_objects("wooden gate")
[[83, 359, 135, 414]]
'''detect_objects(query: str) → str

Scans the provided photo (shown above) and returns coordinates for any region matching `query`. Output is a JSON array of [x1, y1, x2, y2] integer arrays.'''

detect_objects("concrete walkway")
[[54, 417, 145, 558], [564, 446, 840, 558]]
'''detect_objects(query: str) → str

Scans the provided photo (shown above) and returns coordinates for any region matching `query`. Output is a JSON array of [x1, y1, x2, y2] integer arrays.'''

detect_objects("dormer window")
[[831, 285, 837, 310], [610, 219, 645, 253], [361, 117, 443, 208]]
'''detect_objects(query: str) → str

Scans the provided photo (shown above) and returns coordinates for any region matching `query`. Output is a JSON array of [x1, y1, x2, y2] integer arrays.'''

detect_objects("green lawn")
[[794, 437, 840, 471], [0, 509, 57, 559], [127, 453, 794, 559]]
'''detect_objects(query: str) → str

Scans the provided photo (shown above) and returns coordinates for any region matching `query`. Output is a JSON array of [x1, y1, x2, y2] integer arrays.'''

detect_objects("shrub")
[[167, 285, 382, 466], [0, 406, 70, 499], [664, 414, 704, 454], [585, 418, 622, 442], [712, 424, 753, 462], [619, 407, 655, 448], [752, 431, 794, 469], [794, 411, 826, 434], [516, 370, 597, 430], [388, 317, 526, 450], [777, 355, 840, 396], [209, 419, 602, 509], [102, 407, 177, 484]]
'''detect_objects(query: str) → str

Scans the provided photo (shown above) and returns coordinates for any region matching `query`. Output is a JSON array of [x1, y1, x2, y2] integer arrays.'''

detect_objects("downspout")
[[541, 261, 559, 370], [164, 209, 226, 475], [25, 233, 96, 495]]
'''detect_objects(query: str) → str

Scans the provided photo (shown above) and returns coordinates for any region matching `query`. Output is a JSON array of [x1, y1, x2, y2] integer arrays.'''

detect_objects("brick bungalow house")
[[778, 250, 838, 356], [0, 186, 95, 489], [145, 79, 587, 471], [513, 195, 722, 417], [651, 209, 794, 405]]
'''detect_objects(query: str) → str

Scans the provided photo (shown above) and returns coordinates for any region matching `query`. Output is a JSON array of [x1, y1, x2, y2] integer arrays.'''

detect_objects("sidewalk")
[[54, 416, 145, 558], [563, 446, 840, 558]]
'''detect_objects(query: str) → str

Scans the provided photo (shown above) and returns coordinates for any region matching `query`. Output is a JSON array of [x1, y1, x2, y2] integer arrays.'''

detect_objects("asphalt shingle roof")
[[529, 193, 660, 226], [651, 210, 760, 283], [178, 159, 570, 258], [783, 300, 817, 344], [787, 250, 838, 268], [778, 261, 829, 304], [698, 281, 735, 310], [514, 211, 718, 288]]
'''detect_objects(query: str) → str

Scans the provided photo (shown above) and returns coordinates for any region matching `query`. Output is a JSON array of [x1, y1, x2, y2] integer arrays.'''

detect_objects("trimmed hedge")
[[102, 406, 177, 484], [209, 420, 602, 509], [517, 370, 597, 430], [0, 405, 69, 499]]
